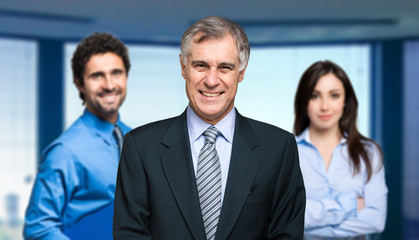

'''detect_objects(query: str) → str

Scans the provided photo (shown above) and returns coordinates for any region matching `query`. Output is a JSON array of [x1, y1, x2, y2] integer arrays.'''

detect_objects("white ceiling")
[[0, 0, 418, 44]]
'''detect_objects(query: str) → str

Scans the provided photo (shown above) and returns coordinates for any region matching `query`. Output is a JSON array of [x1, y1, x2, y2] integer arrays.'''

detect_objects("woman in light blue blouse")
[[293, 60, 388, 239]]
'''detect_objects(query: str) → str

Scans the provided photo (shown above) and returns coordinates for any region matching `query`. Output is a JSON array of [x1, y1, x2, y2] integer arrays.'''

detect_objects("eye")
[[331, 93, 340, 99], [194, 63, 208, 71], [112, 69, 124, 77], [219, 65, 233, 73], [310, 93, 319, 99], [90, 72, 103, 80]]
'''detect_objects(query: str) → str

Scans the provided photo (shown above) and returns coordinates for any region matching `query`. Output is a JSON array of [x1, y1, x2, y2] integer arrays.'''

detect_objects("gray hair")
[[180, 16, 250, 71]]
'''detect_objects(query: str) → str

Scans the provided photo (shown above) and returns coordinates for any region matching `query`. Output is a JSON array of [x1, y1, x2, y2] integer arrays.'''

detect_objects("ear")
[[74, 78, 85, 92], [238, 63, 248, 83], [179, 54, 187, 79]]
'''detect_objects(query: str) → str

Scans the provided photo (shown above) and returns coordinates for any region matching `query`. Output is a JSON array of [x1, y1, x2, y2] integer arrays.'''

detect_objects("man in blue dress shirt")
[[23, 32, 131, 240]]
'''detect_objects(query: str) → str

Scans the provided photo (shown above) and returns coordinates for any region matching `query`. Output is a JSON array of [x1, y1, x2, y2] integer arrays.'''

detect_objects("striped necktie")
[[113, 125, 123, 154], [196, 126, 221, 240]]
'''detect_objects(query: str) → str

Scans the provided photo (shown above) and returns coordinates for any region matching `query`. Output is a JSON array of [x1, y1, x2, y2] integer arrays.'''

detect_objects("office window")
[[65, 43, 370, 136], [0, 38, 37, 238], [403, 40, 419, 240]]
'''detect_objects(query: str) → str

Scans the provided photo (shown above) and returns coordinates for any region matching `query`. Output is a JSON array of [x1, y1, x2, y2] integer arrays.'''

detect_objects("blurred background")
[[0, 0, 418, 239]]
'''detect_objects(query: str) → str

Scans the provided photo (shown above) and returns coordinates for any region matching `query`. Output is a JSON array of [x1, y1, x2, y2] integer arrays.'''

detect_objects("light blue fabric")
[[296, 128, 388, 239], [23, 109, 131, 240], [186, 105, 235, 204]]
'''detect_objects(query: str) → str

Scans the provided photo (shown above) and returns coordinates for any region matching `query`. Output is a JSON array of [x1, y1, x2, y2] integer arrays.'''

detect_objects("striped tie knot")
[[203, 126, 220, 144]]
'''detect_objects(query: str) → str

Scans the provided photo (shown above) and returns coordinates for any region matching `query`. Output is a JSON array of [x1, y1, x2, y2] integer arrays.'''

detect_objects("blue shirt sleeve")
[[322, 144, 387, 236], [305, 190, 357, 229], [23, 143, 78, 240]]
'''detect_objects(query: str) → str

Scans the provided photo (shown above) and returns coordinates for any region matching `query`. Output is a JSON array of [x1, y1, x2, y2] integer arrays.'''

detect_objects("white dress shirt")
[[186, 105, 235, 204]]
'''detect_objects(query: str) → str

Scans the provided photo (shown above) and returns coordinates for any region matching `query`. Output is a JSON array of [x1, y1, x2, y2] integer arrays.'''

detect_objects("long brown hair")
[[293, 60, 382, 181]]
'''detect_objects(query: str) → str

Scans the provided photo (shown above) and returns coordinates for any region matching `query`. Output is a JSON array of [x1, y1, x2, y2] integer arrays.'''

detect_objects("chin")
[[99, 106, 119, 115]]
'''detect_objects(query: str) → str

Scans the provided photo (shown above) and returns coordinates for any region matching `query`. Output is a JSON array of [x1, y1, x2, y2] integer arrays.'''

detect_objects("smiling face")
[[307, 73, 345, 133], [75, 52, 127, 123], [180, 33, 246, 125]]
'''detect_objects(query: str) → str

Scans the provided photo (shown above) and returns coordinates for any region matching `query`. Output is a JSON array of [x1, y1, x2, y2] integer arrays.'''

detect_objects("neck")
[[87, 107, 118, 124], [105, 114, 118, 124], [309, 125, 341, 146]]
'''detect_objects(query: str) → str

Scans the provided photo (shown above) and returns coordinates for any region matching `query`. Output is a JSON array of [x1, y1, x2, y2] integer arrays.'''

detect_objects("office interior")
[[1, 1, 418, 240]]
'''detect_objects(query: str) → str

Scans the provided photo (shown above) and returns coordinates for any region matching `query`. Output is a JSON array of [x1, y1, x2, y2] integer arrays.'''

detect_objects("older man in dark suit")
[[113, 16, 306, 240]]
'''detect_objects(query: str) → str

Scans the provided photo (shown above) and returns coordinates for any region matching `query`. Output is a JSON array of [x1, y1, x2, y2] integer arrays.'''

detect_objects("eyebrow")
[[112, 69, 125, 74], [191, 60, 208, 65], [312, 88, 343, 92], [87, 68, 125, 77], [191, 60, 236, 68], [219, 62, 236, 69], [87, 71, 105, 78]]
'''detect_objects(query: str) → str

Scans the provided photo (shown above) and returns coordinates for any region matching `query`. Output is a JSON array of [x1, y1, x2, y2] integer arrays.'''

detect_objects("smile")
[[100, 92, 119, 103], [319, 115, 332, 120], [201, 91, 221, 97]]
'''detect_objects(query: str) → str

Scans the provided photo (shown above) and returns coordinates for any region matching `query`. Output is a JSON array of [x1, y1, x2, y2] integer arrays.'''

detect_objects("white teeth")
[[202, 92, 220, 97], [102, 94, 117, 103]]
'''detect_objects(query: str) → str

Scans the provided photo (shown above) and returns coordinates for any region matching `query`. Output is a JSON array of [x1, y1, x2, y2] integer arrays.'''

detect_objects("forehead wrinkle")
[[189, 35, 239, 61]]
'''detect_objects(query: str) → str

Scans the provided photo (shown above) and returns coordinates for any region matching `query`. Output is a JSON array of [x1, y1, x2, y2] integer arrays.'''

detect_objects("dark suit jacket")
[[113, 109, 305, 240]]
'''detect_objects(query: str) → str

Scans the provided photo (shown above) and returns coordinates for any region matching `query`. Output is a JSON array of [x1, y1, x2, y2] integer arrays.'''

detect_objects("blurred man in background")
[[24, 32, 131, 240]]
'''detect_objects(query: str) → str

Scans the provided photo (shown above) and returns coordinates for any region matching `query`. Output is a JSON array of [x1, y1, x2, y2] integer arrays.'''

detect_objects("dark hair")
[[180, 16, 250, 71], [293, 60, 382, 181], [71, 32, 130, 102]]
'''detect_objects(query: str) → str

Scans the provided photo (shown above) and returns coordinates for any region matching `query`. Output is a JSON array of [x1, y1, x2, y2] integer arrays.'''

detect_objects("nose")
[[103, 75, 115, 90], [320, 97, 329, 111], [204, 66, 219, 87]]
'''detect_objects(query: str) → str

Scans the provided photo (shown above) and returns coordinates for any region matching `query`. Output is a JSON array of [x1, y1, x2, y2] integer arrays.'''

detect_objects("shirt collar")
[[295, 128, 311, 144], [81, 108, 120, 142], [295, 127, 347, 145], [186, 105, 236, 144]]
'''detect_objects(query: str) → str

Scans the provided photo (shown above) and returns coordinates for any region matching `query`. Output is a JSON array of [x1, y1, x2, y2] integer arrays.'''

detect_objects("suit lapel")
[[160, 111, 207, 240], [216, 111, 261, 240]]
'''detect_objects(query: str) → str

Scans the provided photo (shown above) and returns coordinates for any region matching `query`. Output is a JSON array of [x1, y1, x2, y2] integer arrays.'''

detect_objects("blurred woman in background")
[[293, 60, 388, 239]]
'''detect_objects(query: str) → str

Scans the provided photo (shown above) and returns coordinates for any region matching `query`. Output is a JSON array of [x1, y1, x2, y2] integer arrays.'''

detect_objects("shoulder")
[[360, 139, 382, 157], [52, 118, 92, 145], [361, 139, 383, 169], [127, 115, 181, 141], [41, 118, 92, 166], [237, 115, 296, 152], [242, 116, 294, 140], [118, 120, 132, 133]]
